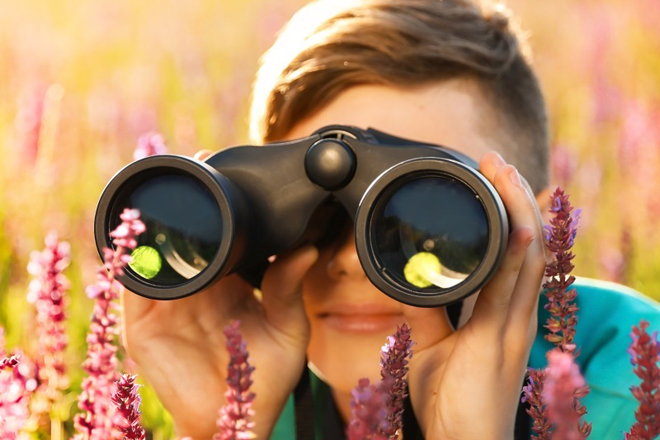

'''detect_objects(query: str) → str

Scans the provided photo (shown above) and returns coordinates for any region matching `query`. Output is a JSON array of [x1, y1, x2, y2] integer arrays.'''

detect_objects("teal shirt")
[[272, 277, 660, 439]]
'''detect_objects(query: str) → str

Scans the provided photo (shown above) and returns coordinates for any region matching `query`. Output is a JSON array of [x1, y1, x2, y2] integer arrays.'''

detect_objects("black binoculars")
[[94, 125, 509, 307]]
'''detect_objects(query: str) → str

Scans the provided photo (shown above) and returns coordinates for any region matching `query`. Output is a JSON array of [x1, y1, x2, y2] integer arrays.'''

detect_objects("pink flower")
[[618, 101, 655, 173], [108, 209, 146, 250], [347, 378, 389, 440], [0, 328, 34, 439], [0, 356, 19, 371], [74, 208, 145, 440], [543, 349, 591, 440], [379, 323, 414, 438], [133, 131, 168, 161], [26, 233, 70, 415], [550, 145, 578, 188], [624, 320, 660, 440], [112, 374, 146, 440], [14, 87, 46, 165], [598, 226, 632, 284], [215, 321, 256, 440]]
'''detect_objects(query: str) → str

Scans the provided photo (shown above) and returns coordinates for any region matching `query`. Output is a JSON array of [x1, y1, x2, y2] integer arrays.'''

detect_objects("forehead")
[[283, 78, 503, 163]]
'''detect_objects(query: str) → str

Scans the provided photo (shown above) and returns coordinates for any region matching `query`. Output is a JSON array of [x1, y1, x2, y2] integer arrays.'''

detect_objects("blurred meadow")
[[0, 0, 658, 437]]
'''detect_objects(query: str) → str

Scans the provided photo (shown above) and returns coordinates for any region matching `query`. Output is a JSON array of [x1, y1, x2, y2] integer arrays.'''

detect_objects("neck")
[[331, 387, 405, 439], [332, 387, 353, 425]]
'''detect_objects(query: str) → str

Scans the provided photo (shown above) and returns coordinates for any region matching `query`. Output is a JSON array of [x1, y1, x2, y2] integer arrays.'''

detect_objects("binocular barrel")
[[94, 126, 509, 307]]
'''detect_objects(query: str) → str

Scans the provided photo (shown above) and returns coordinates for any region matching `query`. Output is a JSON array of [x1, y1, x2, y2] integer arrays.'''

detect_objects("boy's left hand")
[[402, 151, 548, 439]]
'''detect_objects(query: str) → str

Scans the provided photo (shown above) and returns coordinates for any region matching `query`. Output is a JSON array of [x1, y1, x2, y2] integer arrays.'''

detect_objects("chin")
[[308, 320, 395, 392]]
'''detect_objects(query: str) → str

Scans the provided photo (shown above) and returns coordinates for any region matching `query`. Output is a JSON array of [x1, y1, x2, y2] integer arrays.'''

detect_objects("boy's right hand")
[[120, 153, 319, 439]]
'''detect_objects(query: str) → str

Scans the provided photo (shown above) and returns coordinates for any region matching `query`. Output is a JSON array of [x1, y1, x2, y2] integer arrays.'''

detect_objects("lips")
[[318, 303, 404, 334]]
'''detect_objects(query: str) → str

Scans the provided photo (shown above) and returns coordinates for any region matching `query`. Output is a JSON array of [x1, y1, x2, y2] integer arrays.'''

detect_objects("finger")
[[120, 287, 157, 347], [491, 165, 546, 334], [470, 164, 543, 329], [193, 149, 214, 161], [506, 240, 547, 337], [480, 151, 549, 265], [400, 303, 454, 349], [499, 169, 548, 333], [470, 225, 535, 332], [518, 174, 550, 265], [480, 152, 542, 235], [479, 151, 506, 183], [260, 245, 319, 338]]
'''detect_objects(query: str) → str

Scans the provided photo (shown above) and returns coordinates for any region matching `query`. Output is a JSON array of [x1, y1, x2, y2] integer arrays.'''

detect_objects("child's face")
[[282, 78, 532, 398]]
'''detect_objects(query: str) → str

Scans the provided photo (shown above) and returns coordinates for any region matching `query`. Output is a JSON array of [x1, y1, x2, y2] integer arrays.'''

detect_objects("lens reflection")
[[371, 175, 489, 291], [110, 172, 223, 286], [129, 246, 162, 279]]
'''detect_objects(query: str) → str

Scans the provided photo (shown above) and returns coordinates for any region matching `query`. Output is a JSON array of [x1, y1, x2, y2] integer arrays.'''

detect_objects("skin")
[[121, 78, 552, 439]]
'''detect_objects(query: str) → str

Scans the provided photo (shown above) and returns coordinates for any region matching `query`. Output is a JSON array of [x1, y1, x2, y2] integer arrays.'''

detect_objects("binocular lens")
[[109, 172, 223, 286], [371, 175, 489, 292]]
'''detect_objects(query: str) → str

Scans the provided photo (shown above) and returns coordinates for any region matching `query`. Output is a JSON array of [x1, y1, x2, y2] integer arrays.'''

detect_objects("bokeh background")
[[0, 0, 658, 437]]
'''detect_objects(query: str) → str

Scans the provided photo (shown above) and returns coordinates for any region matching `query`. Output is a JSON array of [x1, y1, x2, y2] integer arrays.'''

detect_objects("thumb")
[[260, 245, 319, 337]]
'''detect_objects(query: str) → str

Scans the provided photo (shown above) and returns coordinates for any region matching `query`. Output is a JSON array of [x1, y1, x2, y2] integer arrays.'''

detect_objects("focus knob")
[[304, 139, 357, 190]]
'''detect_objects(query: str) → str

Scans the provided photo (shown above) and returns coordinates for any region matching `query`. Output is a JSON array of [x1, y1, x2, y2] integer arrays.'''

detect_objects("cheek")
[[301, 247, 334, 310]]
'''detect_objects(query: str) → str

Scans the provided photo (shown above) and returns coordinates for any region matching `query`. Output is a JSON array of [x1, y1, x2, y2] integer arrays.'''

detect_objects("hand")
[[120, 151, 319, 439], [402, 151, 548, 439]]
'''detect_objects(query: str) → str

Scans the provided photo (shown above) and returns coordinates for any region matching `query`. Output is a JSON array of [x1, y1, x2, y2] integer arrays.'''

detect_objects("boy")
[[120, 0, 660, 438]]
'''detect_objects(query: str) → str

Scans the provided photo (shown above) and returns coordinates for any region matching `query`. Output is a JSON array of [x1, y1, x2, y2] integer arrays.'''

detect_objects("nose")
[[326, 226, 366, 281]]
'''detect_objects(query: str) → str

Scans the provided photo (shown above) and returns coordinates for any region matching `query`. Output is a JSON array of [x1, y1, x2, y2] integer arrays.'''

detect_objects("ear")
[[535, 186, 555, 225]]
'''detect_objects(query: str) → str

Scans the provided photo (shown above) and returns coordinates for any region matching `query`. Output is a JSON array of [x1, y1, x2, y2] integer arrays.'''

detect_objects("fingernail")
[[493, 152, 506, 168], [509, 167, 522, 187]]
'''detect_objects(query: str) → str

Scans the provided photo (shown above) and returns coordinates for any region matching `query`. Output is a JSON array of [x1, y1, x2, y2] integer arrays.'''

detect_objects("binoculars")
[[94, 125, 509, 307]]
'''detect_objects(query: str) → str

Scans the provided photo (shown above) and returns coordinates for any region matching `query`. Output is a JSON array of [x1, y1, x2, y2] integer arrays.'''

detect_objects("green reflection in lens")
[[129, 246, 162, 280], [404, 252, 442, 288]]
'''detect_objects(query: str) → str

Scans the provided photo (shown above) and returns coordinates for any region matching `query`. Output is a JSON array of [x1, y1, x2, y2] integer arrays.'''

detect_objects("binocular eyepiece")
[[94, 125, 509, 307]]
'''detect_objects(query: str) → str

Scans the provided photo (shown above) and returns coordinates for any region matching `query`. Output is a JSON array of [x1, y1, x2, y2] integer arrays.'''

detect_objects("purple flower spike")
[[379, 323, 414, 438], [523, 187, 590, 439], [521, 368, 551, 440], [112, 374, 146, 440], [624, 320, 660, 440], [542, 187, 581, 355], [215, 321, 256, 440], [133, 131, 168, 161], [543, 349, 591, 440], [347, 378, 389, 440], [74, 208, 145, 440]]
